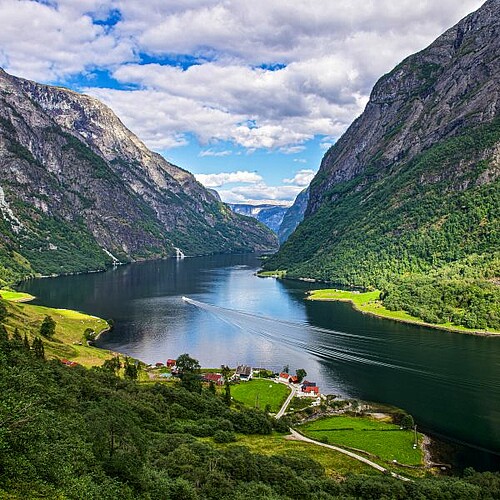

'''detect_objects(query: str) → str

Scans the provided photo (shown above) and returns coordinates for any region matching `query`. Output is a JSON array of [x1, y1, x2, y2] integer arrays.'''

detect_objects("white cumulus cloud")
[[195, 171, 263, 188], [283, 169, 316, 186]]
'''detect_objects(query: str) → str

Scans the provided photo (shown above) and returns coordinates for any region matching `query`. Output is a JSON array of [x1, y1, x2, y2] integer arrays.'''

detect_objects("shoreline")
[[306, 289, 500, 337]]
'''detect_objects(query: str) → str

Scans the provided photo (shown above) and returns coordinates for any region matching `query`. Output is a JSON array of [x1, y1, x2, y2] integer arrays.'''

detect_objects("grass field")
[[231, 379, 290, 413], [306, 289, 499, 335], [256, 270, 287, 278], [0, 289, 35, 302], [1, 299, 117, 367], [212, 433, 378, 479], [300, 415, 423, 466]]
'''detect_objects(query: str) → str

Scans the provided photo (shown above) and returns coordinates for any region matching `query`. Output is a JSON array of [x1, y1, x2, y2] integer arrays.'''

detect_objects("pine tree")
[[32, 336, 45, 360], [23, 333, 30, 350]]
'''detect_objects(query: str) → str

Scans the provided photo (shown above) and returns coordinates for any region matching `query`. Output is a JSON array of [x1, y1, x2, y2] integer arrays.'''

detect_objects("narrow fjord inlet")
[[19, 254, 500, 469], [1, 0, 499, 497]]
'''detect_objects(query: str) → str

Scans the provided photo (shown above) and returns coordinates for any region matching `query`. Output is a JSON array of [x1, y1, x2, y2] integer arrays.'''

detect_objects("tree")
[[124, 357, 138, 380], [0, 300, 7, 322], [12, 328, 23, 347], [296, 368, 307, 383], [23, 333, 30, 351], [208, 380, 216, 395], [221, 365, 232, 406], [401, 414, 415, 430], [176, 353, 201, 374], [282, 364, 289, 374], [40, 315, 56, 338], [32, 336, 45, 359], [176, 354, 201, 393], [102, 356, 121, 375], [83, 328, 96, 342]]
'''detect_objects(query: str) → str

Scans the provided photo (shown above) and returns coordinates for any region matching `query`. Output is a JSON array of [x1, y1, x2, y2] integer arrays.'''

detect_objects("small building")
[[235, 365, 253, 381], [166, 359, 176, 368], [300, 386, 320, 397], [155, 362, 164, 368], [289, 375, 299, 384], [202, 373, 224, 385], [279, 372, 290, 382]]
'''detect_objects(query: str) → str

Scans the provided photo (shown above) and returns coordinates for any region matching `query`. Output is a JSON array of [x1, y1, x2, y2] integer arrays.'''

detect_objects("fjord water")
[[19, 254, 500, 469]]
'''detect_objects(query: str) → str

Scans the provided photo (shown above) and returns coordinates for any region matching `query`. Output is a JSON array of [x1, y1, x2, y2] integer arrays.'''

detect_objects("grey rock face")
[[277, 188, 309, 244], [308, 0, 500, 216], [0, 69, 277, 281]]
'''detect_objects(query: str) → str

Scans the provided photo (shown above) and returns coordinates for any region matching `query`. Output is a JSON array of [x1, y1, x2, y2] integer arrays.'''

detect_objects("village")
[[148, 359, 323, 414]]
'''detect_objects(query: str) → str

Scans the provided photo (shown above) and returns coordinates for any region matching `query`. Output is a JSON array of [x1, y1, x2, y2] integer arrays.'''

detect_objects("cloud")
[[0, 0, 484, 152], [217, 183, 303, 205], [195, 170, 263, 188], [199, 149, 232, 157], [283, 169, 316, 186]]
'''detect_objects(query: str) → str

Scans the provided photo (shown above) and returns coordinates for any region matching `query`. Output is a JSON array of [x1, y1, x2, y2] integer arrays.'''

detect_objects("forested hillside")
[[1, 317, 499, 499], [264, 1, 499, 331]]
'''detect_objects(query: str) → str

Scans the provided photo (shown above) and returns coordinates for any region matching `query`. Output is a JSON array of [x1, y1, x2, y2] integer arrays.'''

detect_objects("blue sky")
[[0, 0, 483, 204]]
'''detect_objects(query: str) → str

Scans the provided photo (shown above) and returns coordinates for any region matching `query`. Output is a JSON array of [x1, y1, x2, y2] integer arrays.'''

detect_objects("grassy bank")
[[256, 269, 287, 278], [231, 379, 290, 413], [299, 415, 423, 467], [307, 289, 500, 336], [212, 432, 378, 479], [0, 290, 35, 302], [1, 291, 117, 367]]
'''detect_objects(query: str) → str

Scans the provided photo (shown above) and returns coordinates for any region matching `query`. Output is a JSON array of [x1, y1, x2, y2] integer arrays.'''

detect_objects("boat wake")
[[182, 296, 498, 394]]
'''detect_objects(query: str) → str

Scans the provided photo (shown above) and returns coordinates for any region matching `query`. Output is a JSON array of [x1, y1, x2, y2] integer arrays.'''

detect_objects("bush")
[[213, 430, 236, 443]]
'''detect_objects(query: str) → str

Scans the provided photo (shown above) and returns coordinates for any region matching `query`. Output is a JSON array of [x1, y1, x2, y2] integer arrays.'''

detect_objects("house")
[[279, 372, 290, 382], [155, 362, 164, 368], [300, 386, 320, 397], [289, 375, 299, 384], [235, 365, 253, 381], [202, 373, 224, 385], [166, 359, 176, 367]]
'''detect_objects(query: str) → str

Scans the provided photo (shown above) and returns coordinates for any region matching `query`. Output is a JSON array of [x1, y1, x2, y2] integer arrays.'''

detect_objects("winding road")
[[287, 429, 411, 481]]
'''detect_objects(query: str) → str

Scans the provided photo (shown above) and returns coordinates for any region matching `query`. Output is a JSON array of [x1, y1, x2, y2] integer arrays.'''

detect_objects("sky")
[[0, 0, 484, 205]]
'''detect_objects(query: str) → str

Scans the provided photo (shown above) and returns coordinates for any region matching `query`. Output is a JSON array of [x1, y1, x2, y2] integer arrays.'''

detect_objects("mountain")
[[0, 69, 277, 284], [277, 188, 309, 244], [265, 0, 500, 330], [228, 204, 288, 233]]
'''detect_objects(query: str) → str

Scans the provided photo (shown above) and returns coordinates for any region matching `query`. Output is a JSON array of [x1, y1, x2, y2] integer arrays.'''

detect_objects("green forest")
[[1, 316, 500, 499], [264, 119, 500, 331]]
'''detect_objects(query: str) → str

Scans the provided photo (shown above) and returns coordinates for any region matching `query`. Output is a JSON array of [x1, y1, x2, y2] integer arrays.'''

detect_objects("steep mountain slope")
[[265, 0, 499, 330], [277, 188, 309, 244], [0, 70, 277, 284], [228, 204, 288, 233]]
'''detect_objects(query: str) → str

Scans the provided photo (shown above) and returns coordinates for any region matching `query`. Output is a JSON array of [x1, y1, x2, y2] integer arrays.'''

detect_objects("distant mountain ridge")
[[265, 0, 500, 331], [228, 204, 288, 233], [0, 69, 277, 284], [277, 188, 309, 244]]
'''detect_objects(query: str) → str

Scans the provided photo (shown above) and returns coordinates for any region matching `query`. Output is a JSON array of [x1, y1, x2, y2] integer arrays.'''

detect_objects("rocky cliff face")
[[0, 70, 277, 283], [277, 188, 309, 244], [308, 0, 499, 216], [265, 0, 499, 286]]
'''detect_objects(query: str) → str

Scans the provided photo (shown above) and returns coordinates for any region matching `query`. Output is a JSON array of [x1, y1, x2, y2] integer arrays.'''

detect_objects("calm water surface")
[[18, 254, 500, 470]]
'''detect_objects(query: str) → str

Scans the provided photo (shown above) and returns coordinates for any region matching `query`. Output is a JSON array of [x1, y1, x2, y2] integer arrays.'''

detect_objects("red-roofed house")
[[300, 386, 320, 397], [166, 359, 176, 367], [279, 372, 290, 382]]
